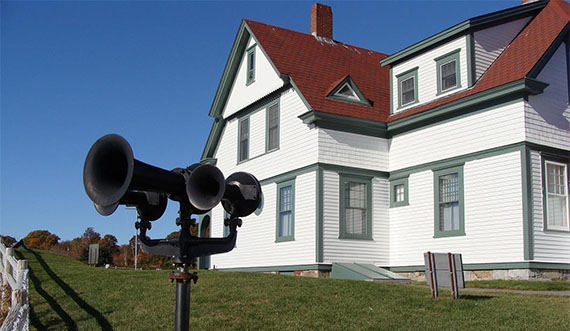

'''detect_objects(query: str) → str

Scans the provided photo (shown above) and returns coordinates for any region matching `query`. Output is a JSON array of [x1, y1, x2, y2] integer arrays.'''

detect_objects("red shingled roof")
[[245, 19, 391, 122], [389, 0, 570, 121], [245, 0, 568, 124]]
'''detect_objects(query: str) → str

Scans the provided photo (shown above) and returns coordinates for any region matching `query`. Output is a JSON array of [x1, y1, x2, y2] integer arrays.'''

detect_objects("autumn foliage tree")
[[23, 230, 59, 249]]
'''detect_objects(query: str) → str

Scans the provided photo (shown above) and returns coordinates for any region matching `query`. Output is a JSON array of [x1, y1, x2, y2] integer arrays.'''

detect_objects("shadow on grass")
[[15, 250, 76, 330], [18, 248, 113, 330], [460, 295, 495, 301]]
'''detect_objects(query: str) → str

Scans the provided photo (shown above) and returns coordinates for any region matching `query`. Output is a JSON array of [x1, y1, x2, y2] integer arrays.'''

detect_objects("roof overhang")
[[380, 0, 547, 67]]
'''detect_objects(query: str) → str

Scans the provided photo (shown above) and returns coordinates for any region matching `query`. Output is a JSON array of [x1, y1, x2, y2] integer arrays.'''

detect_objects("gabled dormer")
[[381, 0, 547, 115], [326, 76, 371, 106]]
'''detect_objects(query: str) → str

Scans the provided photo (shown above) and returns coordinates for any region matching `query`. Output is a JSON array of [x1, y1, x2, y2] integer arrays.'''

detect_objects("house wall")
[[318, 129, 389, 171], [210, 171, 317, 268], [389, 100, 526, 171], [389, 151, 525, 267], [525, 43, 570, 151], [530, 150, 570, 263], [222, 36, 284, 119], [210, 85, 319, 268], [473, 16, 532, 81], [215, 87, 318, 180], [391, 36, 468, 113], [322, 171, 390, 265]]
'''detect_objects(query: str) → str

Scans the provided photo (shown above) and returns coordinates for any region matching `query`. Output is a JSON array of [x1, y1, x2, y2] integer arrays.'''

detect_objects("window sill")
[[543, 227, 570, 233], [237, 147, 279, 165], [437, 84, 462, 96], [275, 237, 295, 243], [338, 236, 373, 241], [390, 202, 409, 208], [397, 100, 419, 111], [433, 231, 466, 238]]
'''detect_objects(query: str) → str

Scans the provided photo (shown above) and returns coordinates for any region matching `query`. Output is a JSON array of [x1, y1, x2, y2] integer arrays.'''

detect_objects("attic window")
[[327, 77, 370, 106], [335, 83, 359, 100]]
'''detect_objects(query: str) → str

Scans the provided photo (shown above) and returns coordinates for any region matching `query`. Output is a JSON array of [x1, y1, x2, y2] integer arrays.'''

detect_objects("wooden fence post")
[[2, 247, 14, 312], [13, 259, 28, 305]]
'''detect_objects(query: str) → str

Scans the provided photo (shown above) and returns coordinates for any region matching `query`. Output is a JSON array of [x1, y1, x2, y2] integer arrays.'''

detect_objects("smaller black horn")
[[222, 172, 262, 217]]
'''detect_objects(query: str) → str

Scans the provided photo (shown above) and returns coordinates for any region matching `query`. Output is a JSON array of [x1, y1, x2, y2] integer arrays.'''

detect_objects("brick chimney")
[[311, 3, 333, 40]]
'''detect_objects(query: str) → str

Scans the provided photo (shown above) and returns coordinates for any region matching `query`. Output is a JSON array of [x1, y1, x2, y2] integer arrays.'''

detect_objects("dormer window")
[[435, 49, 461, 94], [335, 83, 359, 100], [327, 76, 370, 106], [396, 67, 418, 109], [246, 46, 256, 85]]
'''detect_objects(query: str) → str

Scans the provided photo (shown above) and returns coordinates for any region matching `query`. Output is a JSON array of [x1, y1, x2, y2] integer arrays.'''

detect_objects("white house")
[[198, 0, 570, 280]]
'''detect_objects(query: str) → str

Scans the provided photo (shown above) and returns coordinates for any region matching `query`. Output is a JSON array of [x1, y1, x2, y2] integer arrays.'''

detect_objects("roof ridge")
[[244, 18, 389, 57]]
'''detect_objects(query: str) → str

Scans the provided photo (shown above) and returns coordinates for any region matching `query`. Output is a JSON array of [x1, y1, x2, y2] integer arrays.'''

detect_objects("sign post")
[[424, 252, 464, 299]]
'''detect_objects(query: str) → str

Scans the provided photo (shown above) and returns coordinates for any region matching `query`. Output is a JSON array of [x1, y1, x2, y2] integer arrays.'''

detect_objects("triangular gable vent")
[[327, 77, 371, 106], [336, 83, 359, 100]]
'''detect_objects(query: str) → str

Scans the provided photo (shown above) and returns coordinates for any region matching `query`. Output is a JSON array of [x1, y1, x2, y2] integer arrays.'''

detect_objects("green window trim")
[[246, 45, 256, 85], [396, 67, 419, 110], [541, 157, 570, 232], [435, 48, 462, 95], [276, 179, 295, 242], [433, 165, 465, 238], [390, 177, 409, 208], [237, 116, 249, 163], [339, 174, 373, 240], [265, 100, 280, 152]]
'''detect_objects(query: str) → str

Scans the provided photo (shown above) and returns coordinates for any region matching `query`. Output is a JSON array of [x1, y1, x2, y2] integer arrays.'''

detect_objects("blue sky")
[[1, 0, 522, 244]]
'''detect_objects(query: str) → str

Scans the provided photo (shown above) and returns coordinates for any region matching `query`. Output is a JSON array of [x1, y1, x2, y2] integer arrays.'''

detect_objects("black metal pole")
[[170, 266, 198, 331]]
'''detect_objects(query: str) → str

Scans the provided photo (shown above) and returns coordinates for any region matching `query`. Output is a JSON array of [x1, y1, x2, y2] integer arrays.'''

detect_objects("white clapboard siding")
[[210, 171, 316, 268], [474, 16, 532, 81], [392, 36, 468, 113], [389, 151, 524, 266], [530, 151, 570, 263], [222, 36, 284, 119], [525, 43, 570, 151], [322, 171, 390, 265], [215, 88, 318, 181], [318, 129, 389, 171], [390, 100, 526, 171]]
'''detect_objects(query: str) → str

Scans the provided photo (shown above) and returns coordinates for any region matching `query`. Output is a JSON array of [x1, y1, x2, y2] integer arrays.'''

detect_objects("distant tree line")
[[0, 226, 196, 270]]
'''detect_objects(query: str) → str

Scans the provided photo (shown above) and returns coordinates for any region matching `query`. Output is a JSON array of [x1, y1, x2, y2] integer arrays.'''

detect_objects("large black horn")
[[221, 172, 262, 217], [94, 191, 168, 221], [185, 163, 226, 212], [83, 134, 186, 210]]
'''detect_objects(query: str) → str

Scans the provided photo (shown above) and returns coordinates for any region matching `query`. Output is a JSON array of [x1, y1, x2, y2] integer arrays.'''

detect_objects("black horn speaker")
[[222, 172, 262, 217]]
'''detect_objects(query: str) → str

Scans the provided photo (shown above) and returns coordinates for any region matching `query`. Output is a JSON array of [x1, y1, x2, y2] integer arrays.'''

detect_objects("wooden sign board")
[[88, 243, 99, 266], [424, 252, 464, 299]]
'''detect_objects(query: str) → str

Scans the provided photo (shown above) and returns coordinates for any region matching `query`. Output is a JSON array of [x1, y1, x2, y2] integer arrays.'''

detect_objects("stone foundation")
[[397, 268, 570, 281]]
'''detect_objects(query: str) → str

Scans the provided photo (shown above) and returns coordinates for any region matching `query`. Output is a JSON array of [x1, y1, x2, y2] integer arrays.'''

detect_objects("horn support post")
[[83, 133, 262, 331]]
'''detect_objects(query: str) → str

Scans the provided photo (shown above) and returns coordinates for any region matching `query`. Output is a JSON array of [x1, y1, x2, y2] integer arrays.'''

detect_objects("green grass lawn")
[[466, 280, 570, 291], [15, 248, 570, 331]]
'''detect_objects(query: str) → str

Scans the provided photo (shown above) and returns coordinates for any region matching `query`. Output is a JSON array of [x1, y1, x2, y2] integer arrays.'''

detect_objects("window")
[[390, 177, 409, 208], [276, 179, 295, 242], [238, 117, 249, 162], [340, 175, 372, 239], [266, 102, 279, 152], [396, 67, 418, 109], [544, 161, 569, 231], [435, 49, 461, 94], [433, 166, 465, 238], [246, 46, 255, 85], [327, 76, 371, 106], [335, 83, 359, 100], [223, 211, 230, 237]]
